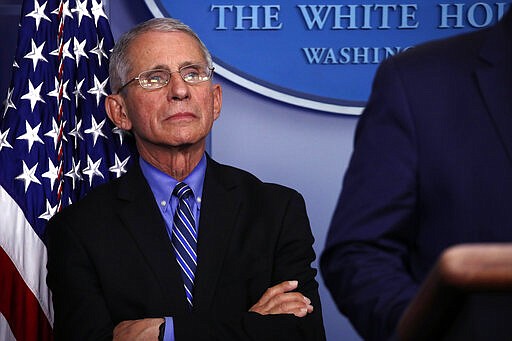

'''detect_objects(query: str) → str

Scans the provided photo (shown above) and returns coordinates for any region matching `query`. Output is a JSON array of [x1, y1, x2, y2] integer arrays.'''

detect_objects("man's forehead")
[[133, 30, 197, 45], [127, 31, 204, 67], [129, 31, 202, 56]]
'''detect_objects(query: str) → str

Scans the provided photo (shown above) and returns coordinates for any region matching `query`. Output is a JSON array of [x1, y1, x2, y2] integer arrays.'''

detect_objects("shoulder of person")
[[386, 23, 493, 72], [208, 157, 301, 198]]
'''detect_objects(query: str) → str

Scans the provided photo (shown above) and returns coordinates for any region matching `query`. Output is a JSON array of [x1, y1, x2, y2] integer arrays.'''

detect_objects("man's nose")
[[167, 72, 190, 100]]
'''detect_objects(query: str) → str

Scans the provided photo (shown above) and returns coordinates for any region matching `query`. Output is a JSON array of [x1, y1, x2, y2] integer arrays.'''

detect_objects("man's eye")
[[147, 73, 167, 83], [182, 70, 200, 81], [140, 71, 169, 88]]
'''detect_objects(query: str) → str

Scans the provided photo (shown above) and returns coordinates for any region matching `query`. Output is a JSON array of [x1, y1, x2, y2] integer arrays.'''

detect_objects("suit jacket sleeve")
[[321, 56, 420, 341]]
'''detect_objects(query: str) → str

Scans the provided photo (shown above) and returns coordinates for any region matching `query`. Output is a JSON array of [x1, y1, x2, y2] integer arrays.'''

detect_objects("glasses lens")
[[180, 64, 212, 84], [139, 70, 170, 89]]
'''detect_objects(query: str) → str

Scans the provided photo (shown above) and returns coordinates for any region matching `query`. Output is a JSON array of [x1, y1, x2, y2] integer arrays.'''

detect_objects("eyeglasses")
[[116, 64, 214, 94]]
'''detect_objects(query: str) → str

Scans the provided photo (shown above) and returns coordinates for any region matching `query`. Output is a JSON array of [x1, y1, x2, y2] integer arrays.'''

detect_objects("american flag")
[[0, 0, 136, 339]]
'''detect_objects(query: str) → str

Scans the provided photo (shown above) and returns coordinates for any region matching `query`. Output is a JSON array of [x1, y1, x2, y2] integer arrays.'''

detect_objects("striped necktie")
[[172, 182, 198, 307]]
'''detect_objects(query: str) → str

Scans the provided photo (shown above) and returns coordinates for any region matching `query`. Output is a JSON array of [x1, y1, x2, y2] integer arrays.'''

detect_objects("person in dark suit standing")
[[46, 18, 325, 341], [321, 8, 512, 341]]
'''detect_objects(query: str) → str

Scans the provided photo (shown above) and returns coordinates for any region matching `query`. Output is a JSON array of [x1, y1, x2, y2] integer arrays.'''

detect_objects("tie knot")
[[173, 182, 193, 200]]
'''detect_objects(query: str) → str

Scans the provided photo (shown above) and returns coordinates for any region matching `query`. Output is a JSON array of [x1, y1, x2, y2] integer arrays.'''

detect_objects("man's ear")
[[105, 94, 132, 130], [212, 84, 222, 121]]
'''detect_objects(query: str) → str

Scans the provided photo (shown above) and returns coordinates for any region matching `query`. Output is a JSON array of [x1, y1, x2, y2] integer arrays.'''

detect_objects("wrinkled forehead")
[[126, 31, 207, 70]]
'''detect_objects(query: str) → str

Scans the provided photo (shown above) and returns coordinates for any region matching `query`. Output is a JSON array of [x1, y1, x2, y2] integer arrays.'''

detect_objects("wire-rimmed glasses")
[[116, 64, 214, 94]]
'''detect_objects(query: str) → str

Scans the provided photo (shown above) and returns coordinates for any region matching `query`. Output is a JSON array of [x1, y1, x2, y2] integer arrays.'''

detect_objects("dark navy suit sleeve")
[[321, 57, 420, 341]]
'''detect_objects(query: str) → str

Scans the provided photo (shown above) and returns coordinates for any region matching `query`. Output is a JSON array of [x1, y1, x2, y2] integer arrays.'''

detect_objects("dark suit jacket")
[[46, 156, 325, 340], [321, 10, 512, 341]]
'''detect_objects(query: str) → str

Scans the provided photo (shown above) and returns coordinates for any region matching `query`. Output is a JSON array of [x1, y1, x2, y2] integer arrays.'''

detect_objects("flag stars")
[[44, 118, 67, 149], [50, 38, 75, 62], [73, 79, 86, 107], [15, 160, 41, 192], [112, 126, 131, 145], [47, 77, 70, 102], [38, 199, 58, 221], [21, 80, 46, 111], [91, 0, 108, 26], [24, 40, 48, 72], [0, 128, 13, 152], [51, 0, 73, 21], [41, 158, 60, 191], [3, 87, 17, 117], [65, 158, 83, 190], [72, 0, 92, 26], [68, 119, 84, 146], [82, 155, 104, 186], [17, 121, 44, 153], [87, 75, 108, 106], [90, 38, 108, 67], [109, 154, 131, 178], [26, 0, 51, 30], [5, 0, 135, 238], [84, 116, 107, 146], [73, 38, 89, 66]]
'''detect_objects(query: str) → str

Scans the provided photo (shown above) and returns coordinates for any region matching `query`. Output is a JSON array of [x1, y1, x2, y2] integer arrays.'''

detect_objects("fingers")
[[275, 293, 314, 317], [256, 280, 299, 307], [249, 280, 314, 317]]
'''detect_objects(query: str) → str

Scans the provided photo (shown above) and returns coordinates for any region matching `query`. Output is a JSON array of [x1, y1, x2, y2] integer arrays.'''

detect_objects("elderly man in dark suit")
[[321, 8, 512, 341], [46, 17, 325, 341]]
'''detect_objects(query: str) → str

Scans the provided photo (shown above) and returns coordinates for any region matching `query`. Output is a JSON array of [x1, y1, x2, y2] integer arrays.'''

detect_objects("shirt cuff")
[[163, 316, 175, 341]]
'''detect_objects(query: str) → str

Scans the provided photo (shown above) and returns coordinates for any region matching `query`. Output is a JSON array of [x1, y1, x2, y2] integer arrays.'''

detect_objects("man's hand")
[[113, 318, 164, 341], [249, 280, 314, 317]]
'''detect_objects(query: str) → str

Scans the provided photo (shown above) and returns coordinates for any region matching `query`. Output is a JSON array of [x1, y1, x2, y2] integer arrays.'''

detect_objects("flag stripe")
[[0, 247, 52, 341], [0, 184, 52, 325], [0, 313, 17, 341]]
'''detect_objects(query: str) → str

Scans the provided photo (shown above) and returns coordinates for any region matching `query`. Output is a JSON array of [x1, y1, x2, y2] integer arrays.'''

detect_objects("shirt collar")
[[139, 154, 207, 211]]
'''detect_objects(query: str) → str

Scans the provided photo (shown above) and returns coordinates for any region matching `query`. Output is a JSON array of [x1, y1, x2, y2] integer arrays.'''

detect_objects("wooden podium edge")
[[397, 243, 512, 341]]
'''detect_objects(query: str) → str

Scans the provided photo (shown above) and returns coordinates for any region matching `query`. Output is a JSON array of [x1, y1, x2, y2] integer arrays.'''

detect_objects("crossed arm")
[[113, 280, 314, 340]]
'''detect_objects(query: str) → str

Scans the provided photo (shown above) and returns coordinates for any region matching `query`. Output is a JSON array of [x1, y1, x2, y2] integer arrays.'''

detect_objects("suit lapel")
[[192, 157, 240, 313], [117, 164, 189, 312], [476, 16, 512, 163]]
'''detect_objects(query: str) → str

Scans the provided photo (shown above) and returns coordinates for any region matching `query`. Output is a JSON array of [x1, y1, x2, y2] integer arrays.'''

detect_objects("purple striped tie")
[[172, 182, 197, 307]]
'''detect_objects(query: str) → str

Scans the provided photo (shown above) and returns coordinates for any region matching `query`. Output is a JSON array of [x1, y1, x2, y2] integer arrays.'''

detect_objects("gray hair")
[[109, 17, 213, 93]]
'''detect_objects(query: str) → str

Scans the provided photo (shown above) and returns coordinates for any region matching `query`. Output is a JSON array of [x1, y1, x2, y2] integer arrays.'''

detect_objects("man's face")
[[116, 30, 222, 155]]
